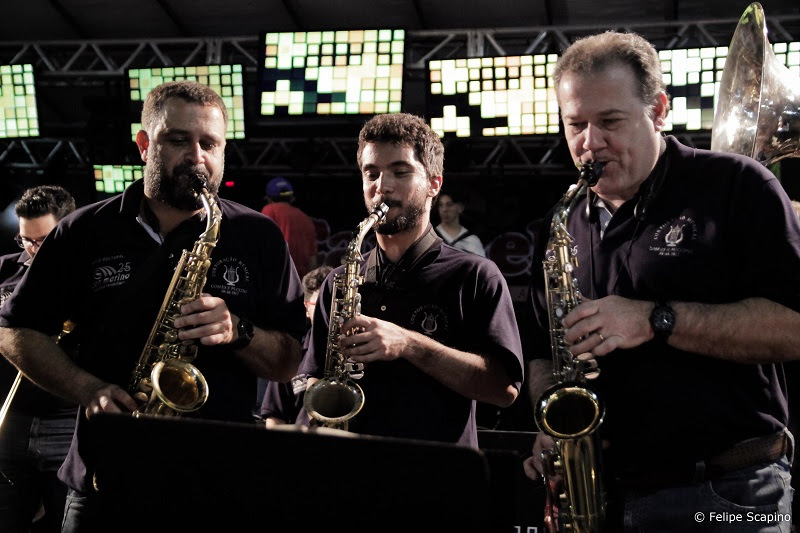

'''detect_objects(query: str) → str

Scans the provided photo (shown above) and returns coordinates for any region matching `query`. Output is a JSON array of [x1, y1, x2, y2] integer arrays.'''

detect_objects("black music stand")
[[478, 429, 546, 532], [90, 413, 492, 532]]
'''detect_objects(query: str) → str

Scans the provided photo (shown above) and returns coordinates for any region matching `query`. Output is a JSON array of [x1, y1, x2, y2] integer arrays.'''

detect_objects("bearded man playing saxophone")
[[0, 81, 306, 532], [299, 112, 524, 447]]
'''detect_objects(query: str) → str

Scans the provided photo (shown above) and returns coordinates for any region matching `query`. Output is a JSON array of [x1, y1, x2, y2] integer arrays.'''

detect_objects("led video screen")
[[0, 64, 39, 138], [93, 164, 143, 195], [427, 54, 560, 138], [128, 65, 245, 140], [257, 28, 405, 118]]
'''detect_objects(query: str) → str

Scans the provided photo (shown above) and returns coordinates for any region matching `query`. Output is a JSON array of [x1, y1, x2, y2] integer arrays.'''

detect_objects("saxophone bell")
[[303, 376, 365, 429], [133, 359, 209, 417]]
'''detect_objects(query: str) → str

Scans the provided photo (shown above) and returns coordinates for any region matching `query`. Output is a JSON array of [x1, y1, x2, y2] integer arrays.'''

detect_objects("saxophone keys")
[[164, 331, 179, 343]]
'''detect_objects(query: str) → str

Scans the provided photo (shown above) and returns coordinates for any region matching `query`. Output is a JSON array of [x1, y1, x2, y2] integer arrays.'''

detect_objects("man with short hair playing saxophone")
[[299, 113, 524, 447]]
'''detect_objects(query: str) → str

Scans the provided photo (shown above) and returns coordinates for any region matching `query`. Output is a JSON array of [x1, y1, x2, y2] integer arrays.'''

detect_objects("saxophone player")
[[0, 81, 306, 532], [299, 113, 524, 447], [523, 32, 799, 531]]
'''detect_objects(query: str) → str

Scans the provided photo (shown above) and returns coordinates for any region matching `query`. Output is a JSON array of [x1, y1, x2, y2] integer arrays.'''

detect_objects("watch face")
[[652, 306, 675, 334], [239, 318, 254, 340]]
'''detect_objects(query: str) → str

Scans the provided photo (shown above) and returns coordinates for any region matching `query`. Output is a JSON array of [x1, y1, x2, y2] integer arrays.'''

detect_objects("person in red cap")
[[261, 177, 318, 278]]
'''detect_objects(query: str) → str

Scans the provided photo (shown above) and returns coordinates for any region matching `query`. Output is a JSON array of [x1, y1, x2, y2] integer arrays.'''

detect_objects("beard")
[[145, 153, 222, 211], [372, 197, 425, 235]]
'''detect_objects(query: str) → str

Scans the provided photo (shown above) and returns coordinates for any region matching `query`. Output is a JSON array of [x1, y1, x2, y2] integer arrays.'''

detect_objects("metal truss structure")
[[0, 13, 795, 174]]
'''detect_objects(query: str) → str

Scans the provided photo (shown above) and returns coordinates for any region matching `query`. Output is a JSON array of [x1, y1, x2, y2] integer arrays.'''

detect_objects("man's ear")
[[429, 175, 443, 197], [652, 92, 669, 132], [135, 130, 150, 162]]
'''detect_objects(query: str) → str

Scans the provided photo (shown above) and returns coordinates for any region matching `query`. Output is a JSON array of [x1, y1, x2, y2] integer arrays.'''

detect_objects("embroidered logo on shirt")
[[650, 216, 697, 257], [208, 257, 250, 296], [409, 304, 449, 337], [91, 255, 132, 291]]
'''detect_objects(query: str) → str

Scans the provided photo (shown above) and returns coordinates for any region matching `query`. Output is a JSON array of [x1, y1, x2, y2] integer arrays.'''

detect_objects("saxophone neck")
[[195, 180, 222, 245]]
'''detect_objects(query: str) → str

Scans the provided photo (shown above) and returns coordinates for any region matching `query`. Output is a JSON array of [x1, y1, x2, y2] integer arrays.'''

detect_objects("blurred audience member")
[[435, 189, 486, 256], [261, 177, 318, 278]]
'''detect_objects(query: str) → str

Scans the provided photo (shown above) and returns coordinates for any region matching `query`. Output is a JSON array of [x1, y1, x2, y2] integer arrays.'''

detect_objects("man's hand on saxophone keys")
[[562, 295, 656, 356], [338, 315, 406, 363], [174, 293, 235, 346], [83, 382, 138, 419], [523, 433, 556, 481]]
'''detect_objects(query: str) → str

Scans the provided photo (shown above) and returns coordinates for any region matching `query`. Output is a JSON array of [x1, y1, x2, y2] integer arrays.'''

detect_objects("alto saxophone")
[[303, 202, 388, 430], [129, 175, 221, 417], [534, 161, 606, 533]]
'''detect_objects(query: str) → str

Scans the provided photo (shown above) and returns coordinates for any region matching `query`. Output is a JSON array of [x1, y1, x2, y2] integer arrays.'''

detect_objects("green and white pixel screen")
[[655, 41, 798, 131], [128, 65, 245, 140], [427, 55, 560, 138], [93, 164, 143, 194], [0, 64, 38, 138], [258, 29, 405, 116]]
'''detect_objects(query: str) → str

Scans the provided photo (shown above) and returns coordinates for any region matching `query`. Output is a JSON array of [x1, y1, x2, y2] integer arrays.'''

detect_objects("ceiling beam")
[[46, 0, 87, 39]]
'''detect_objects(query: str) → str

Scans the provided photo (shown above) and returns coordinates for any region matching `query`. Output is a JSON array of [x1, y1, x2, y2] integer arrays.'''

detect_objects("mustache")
[[380, 198, 403, 208], [173, 163, 209, 180]]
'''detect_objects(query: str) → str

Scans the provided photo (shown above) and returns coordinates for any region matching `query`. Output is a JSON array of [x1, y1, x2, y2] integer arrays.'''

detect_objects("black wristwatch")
[[230, 316, 255, 350], [649, 301, 676, 340]]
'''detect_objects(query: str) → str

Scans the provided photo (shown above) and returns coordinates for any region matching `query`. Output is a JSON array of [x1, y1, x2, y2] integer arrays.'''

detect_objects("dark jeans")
[[0, 412, 76, 533], [609, 456, 794, 532]]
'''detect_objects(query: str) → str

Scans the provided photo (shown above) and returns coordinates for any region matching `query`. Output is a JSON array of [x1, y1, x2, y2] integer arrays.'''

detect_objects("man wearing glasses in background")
[[0, 185, 77, 533]]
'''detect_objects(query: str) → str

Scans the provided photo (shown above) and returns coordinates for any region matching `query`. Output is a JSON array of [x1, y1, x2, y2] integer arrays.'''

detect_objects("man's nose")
[[375, 173, 394, 195], [185, 143, 205, 165], [582, 123, 606, 153]]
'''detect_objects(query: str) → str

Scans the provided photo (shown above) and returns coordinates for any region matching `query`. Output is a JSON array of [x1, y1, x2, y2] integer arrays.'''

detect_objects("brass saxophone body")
[[534, 162, 606, 533], [129, 175, 222, 417], [303, 202, 388, 430]]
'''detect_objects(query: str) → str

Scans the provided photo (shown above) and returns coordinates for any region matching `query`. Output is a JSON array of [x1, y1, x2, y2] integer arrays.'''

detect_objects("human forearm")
[[233, 327, 302, 382], [403, 330, 519, 407], [0, 326, 105, 406], [669, 297, 800, 363], [526, 358, 557, 403]]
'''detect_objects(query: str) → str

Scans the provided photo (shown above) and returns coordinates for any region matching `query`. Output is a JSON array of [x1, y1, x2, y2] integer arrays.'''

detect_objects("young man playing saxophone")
[[300, 113, 524, 447], [0, 81, 306, 531]]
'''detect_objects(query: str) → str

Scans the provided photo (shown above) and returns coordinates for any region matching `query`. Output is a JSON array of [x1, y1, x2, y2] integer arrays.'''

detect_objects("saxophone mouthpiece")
[[192, 174, 210, 192], [371, 202, 389, 223], [580, 161, 605, 186]]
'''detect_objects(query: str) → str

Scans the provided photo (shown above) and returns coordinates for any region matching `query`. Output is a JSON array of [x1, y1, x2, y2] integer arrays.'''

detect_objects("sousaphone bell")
[[711, 2, 800, 166]]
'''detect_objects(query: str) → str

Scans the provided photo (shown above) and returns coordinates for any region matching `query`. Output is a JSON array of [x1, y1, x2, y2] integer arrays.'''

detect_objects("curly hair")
[[302, 265, 334, 301], [357, 113, 444, 179], [15, 185, 76, 221]]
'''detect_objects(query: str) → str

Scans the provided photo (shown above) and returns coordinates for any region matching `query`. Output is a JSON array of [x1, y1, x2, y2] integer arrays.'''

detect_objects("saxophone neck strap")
[[365, 225, 441, 287]]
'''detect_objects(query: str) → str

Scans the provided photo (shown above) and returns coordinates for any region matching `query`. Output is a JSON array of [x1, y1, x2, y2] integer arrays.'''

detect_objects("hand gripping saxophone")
[[534, 162, 606, 533], [303, 202, 388, 430], [129, 175, 221, 417]]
